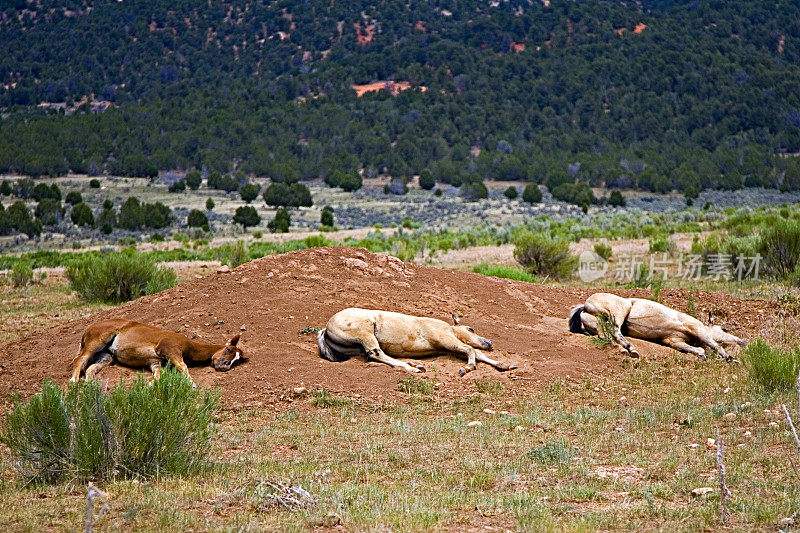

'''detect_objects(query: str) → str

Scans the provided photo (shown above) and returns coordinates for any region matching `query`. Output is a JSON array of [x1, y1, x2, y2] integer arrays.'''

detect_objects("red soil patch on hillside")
[[0, 248, 774, 408], [352, 81, 426, 97], [354, 22, 374, 45]]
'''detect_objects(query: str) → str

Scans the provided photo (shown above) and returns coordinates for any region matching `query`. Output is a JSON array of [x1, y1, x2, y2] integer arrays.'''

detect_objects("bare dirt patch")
[[0, 247, 775, 407]]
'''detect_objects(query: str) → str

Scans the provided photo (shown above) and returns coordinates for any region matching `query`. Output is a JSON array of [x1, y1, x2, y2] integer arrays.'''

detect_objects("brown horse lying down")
[[317, 308, 516, 376], [70, 319, 245, 385], [569, 293, 745, 361]]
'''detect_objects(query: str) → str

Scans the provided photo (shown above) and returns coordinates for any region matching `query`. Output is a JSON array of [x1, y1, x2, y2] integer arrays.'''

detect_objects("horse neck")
[[184, 339, 225, 363]]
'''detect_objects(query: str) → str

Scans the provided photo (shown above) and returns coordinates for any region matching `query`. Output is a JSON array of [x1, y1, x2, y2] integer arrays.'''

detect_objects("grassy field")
[[3, 199, 800, 530], [0, 272, 799, 531], [1, 357, 797, 531]]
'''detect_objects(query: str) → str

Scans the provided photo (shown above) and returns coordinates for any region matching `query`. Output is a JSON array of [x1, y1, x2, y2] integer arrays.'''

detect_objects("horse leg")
[[663, 338, 706, 359], [84, 353, 113, 380], [149, 362, 162, 382], [585, 300, 638, 357], [474, 351, 516, 372], [695, 330, 735, 362], [361, 336, 425, 373], [157, 341, 196, 385], [580, 313, 599, 335], [433, 337, 479, 376], [70, 332, 116, 382]]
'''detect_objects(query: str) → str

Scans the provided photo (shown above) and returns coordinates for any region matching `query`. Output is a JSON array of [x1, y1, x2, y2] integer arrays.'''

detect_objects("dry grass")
[[1, 356, 798, 531]]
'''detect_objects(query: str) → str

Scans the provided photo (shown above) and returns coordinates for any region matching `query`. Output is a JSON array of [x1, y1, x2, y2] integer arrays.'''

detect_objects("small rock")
[[770, 421, 780, 429], [240, 324, 247, 331], [467, 420, 483, 428], [687, 443, 699, 448], [593, 387, 600, 392], [350, 418, 357, 423], [780, 517, 795, 527], [292, 386, 307, 396], [691, 487, 714, 497], [483, 408, 496, 415], [723, 412, 737, 421], [514, 425, 526, 432], [723, 387, 730, 393], [744, 430, 752, 437], [614, 426, 623, 432], [706, 438, 716, 449], [619, 396, 627, 403], [741, 402, 752, 409], [217, 265, 230, 273]]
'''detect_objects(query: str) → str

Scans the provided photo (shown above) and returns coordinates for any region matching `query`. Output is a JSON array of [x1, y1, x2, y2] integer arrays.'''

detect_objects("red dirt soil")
[[0, 247, 775, 407]]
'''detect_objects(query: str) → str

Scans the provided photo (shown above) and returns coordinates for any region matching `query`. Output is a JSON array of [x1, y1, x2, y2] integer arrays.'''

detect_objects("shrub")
[[7, 201, 42, 237], [513, 231, 576, 280], [168, 179, 186, 193], [649, 235, 676, 254], [741, 338, 800, 392], [66, 252, 177, 303], [233, 205, 261, 230], [70, 202, 95, 227], [593, 242, 613, 260], [206, 198, 215, 211], [461, 180, 488, 201], [527, 440, 577, 465], [185, 170, 202, 190], [216, 240, 249, 268], [472, 263, 538, 283], [0, 181, 12, 195], [10, 262, 33, 287], [326, 170, 362, 192], [608, 190, 625, 207], [65, 191, 82, 205], [150, 233, 165, 242], [758, 220, 800, 278], [504, 186, 518, 199], [551, 181, 596, 208], [35, 198, 64, 226], [320, 206, 334, 227], [89, 179, 101, 188], [0, 369, 218, 483], [187, 209, 209, 231], [268, 208, 290, 233], [239, 182, 260, 203], [262, 182, 313, 207], [522, 183, 542, 204], [418, 170, 436, 190]]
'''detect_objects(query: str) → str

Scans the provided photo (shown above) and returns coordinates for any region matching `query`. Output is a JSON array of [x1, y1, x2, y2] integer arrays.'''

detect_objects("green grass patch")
[[0, 368, 219, 483], [527, 439, 578, 465], [310, 389, 352, 408], [397, 376, 434, 395], [741, 337, 800, 392], [472, 263, 538, 283], [65, 250, 176, 303]]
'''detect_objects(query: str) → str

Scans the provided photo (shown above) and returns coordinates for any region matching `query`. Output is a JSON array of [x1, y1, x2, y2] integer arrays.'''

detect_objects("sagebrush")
[[65, 251, 176, 303], [0, 368, 219, 483], [741, 337, 800, 392], [513, 232, 576, 280]]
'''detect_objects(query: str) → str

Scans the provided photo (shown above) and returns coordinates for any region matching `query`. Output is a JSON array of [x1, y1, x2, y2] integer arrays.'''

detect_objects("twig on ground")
[[716, 429, 731, 526], [84, 482, 109, 533]]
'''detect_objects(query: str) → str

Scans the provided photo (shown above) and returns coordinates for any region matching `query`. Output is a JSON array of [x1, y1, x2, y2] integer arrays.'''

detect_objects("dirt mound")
[[0, 247, 776, 407]]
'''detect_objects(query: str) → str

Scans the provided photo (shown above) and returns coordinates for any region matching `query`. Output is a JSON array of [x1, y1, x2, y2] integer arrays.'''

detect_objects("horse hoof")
[[628, 351, 640, 359], [416, 365, 426, 373], [499, 364, 517, 372]]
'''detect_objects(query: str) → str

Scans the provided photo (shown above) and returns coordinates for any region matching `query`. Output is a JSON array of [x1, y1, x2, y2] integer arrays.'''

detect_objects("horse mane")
[[568, 305, 586, 334]]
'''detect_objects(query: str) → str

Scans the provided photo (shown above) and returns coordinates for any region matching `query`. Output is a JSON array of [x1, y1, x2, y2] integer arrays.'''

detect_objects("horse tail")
[[568, 305, 586, 334], [317, 329, 351, 362]]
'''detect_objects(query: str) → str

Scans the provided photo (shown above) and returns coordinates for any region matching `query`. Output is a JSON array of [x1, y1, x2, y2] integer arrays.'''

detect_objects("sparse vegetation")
[[472, 263, 538, 283], [0, 369, 218, 483], [513, 231, 576, 280], [65, 251, 177, 303], [741, 338, 800, 392]]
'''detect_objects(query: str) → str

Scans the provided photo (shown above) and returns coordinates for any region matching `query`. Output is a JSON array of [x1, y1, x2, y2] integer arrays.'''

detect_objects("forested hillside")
[[1, 0, 799, 193]]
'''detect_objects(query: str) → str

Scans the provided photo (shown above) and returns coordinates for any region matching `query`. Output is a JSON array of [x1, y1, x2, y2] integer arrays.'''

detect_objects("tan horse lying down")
[[70, 319, 245, 385], [317, 308, 516, 376], [569, 293, 744, 361]]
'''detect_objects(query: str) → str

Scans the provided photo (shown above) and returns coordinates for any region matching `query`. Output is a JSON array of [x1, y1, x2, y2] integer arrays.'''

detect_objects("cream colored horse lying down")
[[318, 308, 516, 376], [569, 293, 745, 361]]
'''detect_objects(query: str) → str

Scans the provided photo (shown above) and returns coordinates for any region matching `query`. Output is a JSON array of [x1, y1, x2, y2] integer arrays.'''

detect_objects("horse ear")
[[707, 311, 714, 325], [229, 334, 241, 346], [451, 313, 460, 325]]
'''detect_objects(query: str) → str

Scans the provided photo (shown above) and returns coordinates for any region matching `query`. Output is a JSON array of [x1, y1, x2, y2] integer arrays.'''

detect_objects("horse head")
[[709, 325, 745, 347], [451, 324, 494, 351], [211, 334, 246, 371]]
